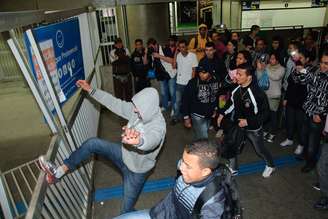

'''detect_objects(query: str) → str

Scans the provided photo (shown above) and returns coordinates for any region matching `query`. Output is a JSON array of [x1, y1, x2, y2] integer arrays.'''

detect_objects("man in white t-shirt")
[[171, 39, 198, 125]]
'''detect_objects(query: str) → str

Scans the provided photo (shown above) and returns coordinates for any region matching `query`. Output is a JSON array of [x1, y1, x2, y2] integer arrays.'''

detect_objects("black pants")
[[285, 105, 306, 144], [264, 110, 278, 135], [113, 74, 133, 101], [318, 143, 328, 198], [246, 128, 275, 167], [302, 116, 324, 166], [134, 77, 150, 93]]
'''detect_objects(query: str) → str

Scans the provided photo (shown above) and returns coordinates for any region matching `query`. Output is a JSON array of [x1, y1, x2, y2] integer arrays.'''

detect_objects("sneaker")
[[170, 109, 175, 117], [38, 155, 57, 177], [266, 134, 275, 143], [262, 165, 275, 178], [263, 131, 268, 140], [227, 166, 239, 176], [312, 183, 321, 191], [170, 118, 179, 126], [294, 145, 304, 155], [215, 129, 224, 138], [280, 139, 294, 147], [314, 197, 328, 210]]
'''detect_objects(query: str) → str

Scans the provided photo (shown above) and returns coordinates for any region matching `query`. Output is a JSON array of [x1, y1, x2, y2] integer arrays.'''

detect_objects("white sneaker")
[[262, 165, 275, 178], [280, 139, 294, 147], [266, 134, 275, 143], [170, 109, 175, 117], [294, 145, 304, 155]]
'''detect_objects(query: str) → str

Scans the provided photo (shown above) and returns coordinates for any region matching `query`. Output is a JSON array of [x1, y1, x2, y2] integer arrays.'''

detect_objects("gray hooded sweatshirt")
[[89, 87, 166, 173]]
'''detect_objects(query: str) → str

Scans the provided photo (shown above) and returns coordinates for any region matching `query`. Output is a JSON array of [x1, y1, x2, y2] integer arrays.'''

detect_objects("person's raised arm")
[[77, 80, 133, 120]]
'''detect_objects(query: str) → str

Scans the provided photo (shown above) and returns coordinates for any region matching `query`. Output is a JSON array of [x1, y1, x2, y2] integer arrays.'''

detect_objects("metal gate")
[[0, 8, 103, 219], [96, 8, 119, 65]]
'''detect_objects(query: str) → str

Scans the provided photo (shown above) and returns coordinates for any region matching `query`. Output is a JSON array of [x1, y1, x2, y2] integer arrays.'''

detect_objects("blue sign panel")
[[24, 18, 85, 106]]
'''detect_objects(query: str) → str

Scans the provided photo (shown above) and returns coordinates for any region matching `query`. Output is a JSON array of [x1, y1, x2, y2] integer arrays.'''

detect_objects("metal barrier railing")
[[0, 9, 103, 219], [0, 32, 24, 81]]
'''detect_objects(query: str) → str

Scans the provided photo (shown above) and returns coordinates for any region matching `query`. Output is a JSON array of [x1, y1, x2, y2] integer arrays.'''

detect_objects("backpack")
[[221, 118, 246, 159], [192, 164, 243, 219]]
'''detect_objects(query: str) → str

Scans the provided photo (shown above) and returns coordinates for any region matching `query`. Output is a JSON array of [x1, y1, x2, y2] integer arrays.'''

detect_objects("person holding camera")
[[130, 39, 150, 93], [280, 48, 311, 152], [110, 38, 132, 101], [292, 50, 328, 173]]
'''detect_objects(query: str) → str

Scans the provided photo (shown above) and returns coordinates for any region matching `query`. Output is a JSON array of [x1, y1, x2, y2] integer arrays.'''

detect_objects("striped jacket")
[[292, 66, 328, 118]]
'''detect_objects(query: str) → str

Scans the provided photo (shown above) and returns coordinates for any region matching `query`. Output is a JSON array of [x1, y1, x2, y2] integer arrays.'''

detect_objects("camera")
[[148, 47, 155, 55], [259, 54, 268, 63]]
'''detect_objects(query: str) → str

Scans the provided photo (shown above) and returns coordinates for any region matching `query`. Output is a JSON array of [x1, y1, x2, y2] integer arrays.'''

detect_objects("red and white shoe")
[[37, 155, 58, 184]]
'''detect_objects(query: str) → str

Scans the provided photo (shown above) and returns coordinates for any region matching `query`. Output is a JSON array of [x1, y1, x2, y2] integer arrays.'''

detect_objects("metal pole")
[[0, 172, 14, 219]]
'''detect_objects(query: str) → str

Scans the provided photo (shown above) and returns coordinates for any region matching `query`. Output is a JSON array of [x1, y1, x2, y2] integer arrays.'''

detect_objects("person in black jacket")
[[181, 65, 220, 140], [280, 48, 310, 152], [292, 51, 328, 172], [198, 42, 227, 83], [130, 39, 150, 93], [217, 63, 275, 178]]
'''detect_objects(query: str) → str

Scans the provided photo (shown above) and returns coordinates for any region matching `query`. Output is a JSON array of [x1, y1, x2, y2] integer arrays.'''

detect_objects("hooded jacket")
[[89, 87, 166, 173], [181, 75, 220, 119]]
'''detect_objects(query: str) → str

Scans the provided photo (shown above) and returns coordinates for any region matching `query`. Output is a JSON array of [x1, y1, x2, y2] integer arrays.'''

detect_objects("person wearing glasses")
[[38, 80, 166, 216]]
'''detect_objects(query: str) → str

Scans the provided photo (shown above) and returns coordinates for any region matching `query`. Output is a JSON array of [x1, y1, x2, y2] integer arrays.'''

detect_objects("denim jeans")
[[173, 84, 186, 120], [191, 114, 210, 140], [64, 137, 147, 214], [318, 144, 328, 198], [285, 106, 306, 144], [245, 128, 275, 167], [113, 209, 151, 219], [301, 116, 324, 166], [159, 77, 176, 111]]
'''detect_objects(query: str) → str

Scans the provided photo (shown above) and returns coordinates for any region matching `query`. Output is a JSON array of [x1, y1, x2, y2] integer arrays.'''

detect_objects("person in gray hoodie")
[[38, 80, 166, 214]]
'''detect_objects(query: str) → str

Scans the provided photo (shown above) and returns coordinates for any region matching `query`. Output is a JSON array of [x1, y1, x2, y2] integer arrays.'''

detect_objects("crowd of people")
[[38, 23, 328, 218]]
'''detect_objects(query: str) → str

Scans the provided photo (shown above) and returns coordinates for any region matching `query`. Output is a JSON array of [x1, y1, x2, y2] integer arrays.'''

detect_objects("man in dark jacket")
[[292, 51, 328, 172], [181, 65, 220, 140], [198, 42, 227, 83], [113, 139, 230, 219], [217, 63, 275, 178], [130, 39, 150, 93]]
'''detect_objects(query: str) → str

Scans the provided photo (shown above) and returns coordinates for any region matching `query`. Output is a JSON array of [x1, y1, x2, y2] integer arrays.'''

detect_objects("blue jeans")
[[191, 114, 210, 140], [173, 84, 186, 119], [113, 209, 151, 219], [64, 137, 147, 214], [159, 77, 176, 111]]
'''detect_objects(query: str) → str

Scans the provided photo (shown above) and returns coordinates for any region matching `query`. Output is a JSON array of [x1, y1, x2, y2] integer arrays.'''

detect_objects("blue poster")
[[24, 18, 85, 108]]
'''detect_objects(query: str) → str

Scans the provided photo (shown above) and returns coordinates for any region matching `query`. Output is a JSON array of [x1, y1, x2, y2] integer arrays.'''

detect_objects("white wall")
[[259, 0, 312, 9], [242, 7, 326, 28]]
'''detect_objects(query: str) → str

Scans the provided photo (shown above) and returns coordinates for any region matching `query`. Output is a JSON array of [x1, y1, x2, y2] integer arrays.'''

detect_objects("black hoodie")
[[181, 75, 220, 119]]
